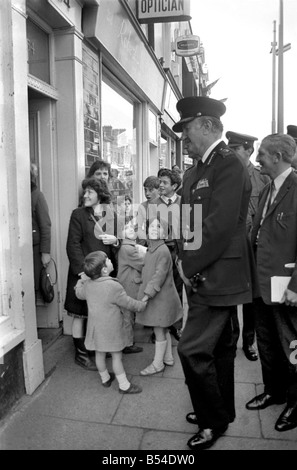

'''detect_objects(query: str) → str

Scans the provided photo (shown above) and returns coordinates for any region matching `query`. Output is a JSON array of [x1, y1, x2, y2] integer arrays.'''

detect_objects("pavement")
[[0, 319, 297, 451]]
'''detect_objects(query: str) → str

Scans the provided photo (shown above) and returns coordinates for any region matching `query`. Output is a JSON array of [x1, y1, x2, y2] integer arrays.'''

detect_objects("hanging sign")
[[137, 0, 191, 24], [175, 35, 200, 57]]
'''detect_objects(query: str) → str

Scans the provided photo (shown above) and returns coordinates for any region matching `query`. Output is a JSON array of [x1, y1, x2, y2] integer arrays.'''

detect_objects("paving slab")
[[0, 410, 144, 450]]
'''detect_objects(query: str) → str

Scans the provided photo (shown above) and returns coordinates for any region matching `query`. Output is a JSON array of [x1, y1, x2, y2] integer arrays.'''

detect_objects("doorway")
[[28, 93, 61, 340]]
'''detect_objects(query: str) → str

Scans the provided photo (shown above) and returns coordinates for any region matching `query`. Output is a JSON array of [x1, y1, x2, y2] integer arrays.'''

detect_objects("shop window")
[[102, 81, 137, 206], [82, 45, 101, 169], [27, 18, 50, 84], [160, 136, 168, 169]]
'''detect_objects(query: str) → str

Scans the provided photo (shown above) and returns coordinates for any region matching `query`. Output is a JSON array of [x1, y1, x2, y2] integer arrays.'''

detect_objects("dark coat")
[[31, 184, 51, 290], [180, 141, 255, 306], [64, 205, 118, 316], [251, 170, 297, 304]]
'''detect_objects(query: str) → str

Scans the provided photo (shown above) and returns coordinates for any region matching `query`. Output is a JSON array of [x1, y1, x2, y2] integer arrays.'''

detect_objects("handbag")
[[39, 258, 58, 303]]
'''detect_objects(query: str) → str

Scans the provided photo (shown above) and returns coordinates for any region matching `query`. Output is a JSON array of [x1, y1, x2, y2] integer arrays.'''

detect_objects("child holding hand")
[[117, 219, 146, 354], [137, 218, 183, 375], [75, 250, 147, 394]]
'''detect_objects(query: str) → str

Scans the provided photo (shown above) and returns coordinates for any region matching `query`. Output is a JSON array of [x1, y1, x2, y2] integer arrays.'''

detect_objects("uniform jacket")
[[64, 205, 118, 316], [75, 277, 145, 352], [251, 170, 297, 304], [180, 141, 255, 306], [246, 162, 269, 233], [137, 240, 183, 327]]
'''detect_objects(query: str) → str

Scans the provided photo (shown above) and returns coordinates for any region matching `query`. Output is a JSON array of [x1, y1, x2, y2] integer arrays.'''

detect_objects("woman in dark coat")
[[30, 163, 51, 297], [64, 176, 119, 370]]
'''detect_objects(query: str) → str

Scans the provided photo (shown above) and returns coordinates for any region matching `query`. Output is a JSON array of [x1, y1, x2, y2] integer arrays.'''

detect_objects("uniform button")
[[197, 196, 201, 200]]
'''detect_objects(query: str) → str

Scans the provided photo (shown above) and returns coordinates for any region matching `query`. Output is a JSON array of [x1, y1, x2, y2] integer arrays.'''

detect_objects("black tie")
[[266, 181, 275, 212], [168, 199, 172, 206]]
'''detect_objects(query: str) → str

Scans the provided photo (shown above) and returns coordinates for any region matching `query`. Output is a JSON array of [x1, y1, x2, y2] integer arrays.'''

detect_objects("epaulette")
[[184, 165, 195, 173], [217, 147, 233, 158]]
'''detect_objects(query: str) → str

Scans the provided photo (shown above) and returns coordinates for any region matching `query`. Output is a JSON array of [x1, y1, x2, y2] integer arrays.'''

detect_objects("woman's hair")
[[146, 217, 169, 239], [81, 176, 111, 204], [87, 160, 112, 178], [83, 251, 107, 279]]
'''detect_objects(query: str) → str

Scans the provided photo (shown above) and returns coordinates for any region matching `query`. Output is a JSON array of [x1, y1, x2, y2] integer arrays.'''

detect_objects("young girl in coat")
[[117, 219, 146, 354], [75, 250, 147, 394], [137, 217, 183, 376]]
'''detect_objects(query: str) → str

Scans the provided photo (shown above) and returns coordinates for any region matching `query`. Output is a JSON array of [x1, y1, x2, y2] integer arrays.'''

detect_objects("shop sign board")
[[175, 35, 200, 57], [137, 0, 191, 24]]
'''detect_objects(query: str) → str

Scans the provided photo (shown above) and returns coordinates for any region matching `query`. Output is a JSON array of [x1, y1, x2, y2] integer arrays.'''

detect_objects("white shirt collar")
[[201, 139, 222, 163], [273, 167, 293, 192], [160, 193, 178, 204]]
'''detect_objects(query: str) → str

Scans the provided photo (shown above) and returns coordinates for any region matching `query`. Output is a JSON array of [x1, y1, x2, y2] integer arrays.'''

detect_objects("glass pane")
[[82, 45, 101, 169], [102, 82, 137, 208], [160, 136, 168, 169], [27, 19, 50, 84]]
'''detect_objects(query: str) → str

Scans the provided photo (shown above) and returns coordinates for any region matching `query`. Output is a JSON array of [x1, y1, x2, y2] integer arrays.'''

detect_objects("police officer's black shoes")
[[186, 412, 198, 425], [187, 425, 228, 450], [275, 405, 297, 432], [243, 345, 258, 361], [246, 392, 286, 410]]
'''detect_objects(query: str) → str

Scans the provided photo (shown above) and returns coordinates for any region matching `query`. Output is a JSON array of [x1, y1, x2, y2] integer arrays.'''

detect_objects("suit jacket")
[[251, 170, 297, 304], [180, 141, 254, 307]]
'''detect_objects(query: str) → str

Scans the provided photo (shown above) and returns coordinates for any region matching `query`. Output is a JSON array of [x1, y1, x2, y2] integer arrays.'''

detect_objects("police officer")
[[287, 125, 297, 170], [174, 97, 254, 450], [226, 131, 269, 362]]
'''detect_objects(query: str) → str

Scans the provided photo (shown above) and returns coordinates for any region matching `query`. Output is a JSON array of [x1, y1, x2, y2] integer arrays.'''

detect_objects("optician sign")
[[137, 0, 191, 24]]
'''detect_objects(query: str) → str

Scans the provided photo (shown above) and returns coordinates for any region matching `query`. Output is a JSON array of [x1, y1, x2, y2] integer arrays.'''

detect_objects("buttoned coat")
[[75, 277, 145, 352], [137, 240, 183, 327], [117, 239, 144, 299], [64, 206, 118, 316], [180, 141, 255, 306], [251, 170, 297, 304]]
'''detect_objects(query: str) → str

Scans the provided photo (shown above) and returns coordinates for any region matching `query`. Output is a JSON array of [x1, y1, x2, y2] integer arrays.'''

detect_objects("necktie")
[[266, 181, 276, 212], [168, 199, 172, 206]]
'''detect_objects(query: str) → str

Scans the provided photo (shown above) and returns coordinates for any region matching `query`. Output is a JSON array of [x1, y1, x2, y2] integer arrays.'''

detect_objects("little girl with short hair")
[[137, 218, 183, 375], [75, 250, 147, 393]]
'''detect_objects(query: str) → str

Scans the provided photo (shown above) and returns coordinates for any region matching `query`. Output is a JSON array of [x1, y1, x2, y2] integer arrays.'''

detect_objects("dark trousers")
[[254, 297, 297, 405], [178, 299, 237, 430], [233, 303, 256, 348], [167, 245, 184, 329]]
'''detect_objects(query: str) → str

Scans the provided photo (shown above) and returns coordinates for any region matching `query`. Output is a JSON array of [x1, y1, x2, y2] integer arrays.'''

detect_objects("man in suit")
[[287, 125, 297, 170], [173, 96, 254, 450], [245, 133, 297, 433], [226, 131, 269, 362]]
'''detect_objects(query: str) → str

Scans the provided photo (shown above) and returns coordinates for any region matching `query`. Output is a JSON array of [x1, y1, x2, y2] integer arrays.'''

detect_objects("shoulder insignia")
[[217, 147, 233, 158]]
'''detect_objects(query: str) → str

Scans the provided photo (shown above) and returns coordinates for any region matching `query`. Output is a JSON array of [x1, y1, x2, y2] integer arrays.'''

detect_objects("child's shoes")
[[102, 372, 115, 388], [123, 344, 143, 354], [140, 363, 165, 376], [119, 383, 142, 394], [163, 359, 175, 367]]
